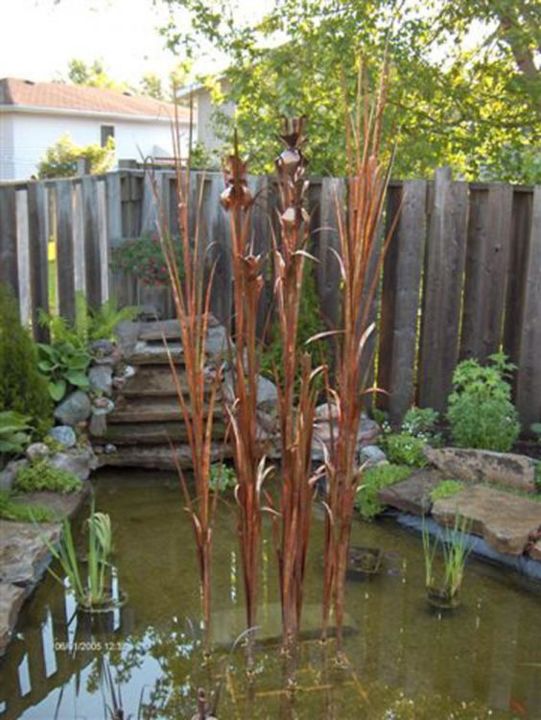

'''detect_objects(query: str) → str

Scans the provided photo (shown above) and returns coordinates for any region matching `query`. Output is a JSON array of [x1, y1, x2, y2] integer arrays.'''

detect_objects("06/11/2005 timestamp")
[[53, 640, 124, 652]]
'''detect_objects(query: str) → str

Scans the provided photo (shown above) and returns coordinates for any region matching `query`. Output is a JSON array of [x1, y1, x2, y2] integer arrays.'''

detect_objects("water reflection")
[[0, 472, 540, 719]]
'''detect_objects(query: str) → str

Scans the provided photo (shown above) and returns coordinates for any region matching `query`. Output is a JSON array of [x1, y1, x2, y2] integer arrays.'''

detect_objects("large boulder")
[[89, 365, 113, 394], [377, 468, 443, 516], [48, 425, 77, 449], [432, 484, 541, 555], [54, 390, 91, 426], [311, 405, 380, 462], [424, 447, 538, 494], [0, 583, 26, 656], [49, 447, 97, 482], [0, 460, 27, 493], [0, 521, 61, 586]]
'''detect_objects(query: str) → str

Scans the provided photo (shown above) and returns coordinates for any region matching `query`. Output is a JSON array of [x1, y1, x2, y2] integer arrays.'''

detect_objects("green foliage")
[[15, 458, 82, 494], [385, 432, 428, 467], [209, 463, 237, 491], [0, 490, 56, 523], [422, 514, 473, 595], [0, 284, 52, 433], [85, 298, 138, 341], [163, 0, 540, 182], [37, 133, 115, 179], [43, 500, 114, 609], [65, 58, 129, 91], [189, 141, 220, 170], [447, 353, 520, 452], [535, 463, 541, 491], [260, 262, 328, 383], [0, 411, 33, 456], [37, 341, 91, 402], [111, 232, 184, 287], [429, 480, 465, 504], [354, 464, 411, 520], [402, 407, 439, 438]]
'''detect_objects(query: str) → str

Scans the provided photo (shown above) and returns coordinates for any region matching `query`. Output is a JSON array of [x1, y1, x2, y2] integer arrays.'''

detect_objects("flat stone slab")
[[109, 396, 227, 424], [530, 539, 541, 561], [377, 469, 443, 516], [129, 326, 229, 365], [11, 482, 90, 520], [211, 603, 357, 646], [425, 447, 538, 493], [138, 315, 220, 342], [0, 521, 61, 586], [432, 485, 541, 555], [119, 365, 202, 398], [0, 583, 26, 656], [103, 421, 227, 445], [97, 442, 232, 470]]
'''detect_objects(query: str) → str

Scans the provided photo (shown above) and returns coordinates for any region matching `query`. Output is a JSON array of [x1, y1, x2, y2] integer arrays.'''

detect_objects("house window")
[[100, 125, 115, 146]]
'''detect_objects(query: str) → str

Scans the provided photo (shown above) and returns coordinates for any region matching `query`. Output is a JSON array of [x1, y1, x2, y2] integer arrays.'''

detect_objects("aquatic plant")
[[220, 135, 268, 644], [422, 514, 473, 607], [354, 464, 411, 520], [148, 108, 222, 653], [209, 463, 237, 492], [321, 57, 396, 648], [265, 117, 324, 649], [44, 500, 115, 610]]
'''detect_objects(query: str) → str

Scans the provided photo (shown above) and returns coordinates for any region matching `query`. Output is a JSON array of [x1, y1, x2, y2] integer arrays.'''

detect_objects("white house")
[[0, 78, 192, 181], [178, 78, 235, 154]]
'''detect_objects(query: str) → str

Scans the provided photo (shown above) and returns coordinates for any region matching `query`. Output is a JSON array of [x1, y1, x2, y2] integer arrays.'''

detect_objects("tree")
[[159, 0, 540, 183], [37, 134, 116, 179], [64, 59, 129, 92]]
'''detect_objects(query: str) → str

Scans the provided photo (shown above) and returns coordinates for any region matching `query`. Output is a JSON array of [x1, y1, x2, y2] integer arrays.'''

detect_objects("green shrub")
[[0, 284, 52, 433], [429, 480, 465, 503], [354, 464, 412, 520], [209, 463, 237, 492], [447, 353, 520, 452], [15, 459, 82, 494], [402, 407, 439, 440], [37, 134, 115, 179], [385, 432, 428, 467], [0, 490, 56, 522], [37, 341, 91, 402], [111, 232, 184, 287]]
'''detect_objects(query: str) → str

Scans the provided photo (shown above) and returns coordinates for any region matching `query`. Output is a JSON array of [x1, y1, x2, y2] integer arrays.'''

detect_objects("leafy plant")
[[86, 298, 137, 341], [429, 480, 465, 504], [15, 458, 82, 494], [447, 353, 520, 452], [0, 411, 33, 455], [422, 514, 473, 597], [0, 284, 52, 433], [0, 490, 56, 522], [385, 432, 428, 467], [111, 232, 184, 287], [354, 465, 412, 521], [44, 501, 114, 609], [37, 133, 115, 179], [209, 463, 237, 492], [402, 407, 439, 440], [37, 341, 91, 401]]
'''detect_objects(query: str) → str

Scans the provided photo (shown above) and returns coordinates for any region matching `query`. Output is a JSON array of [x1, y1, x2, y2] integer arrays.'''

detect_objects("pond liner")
[[394, 512, 541, 584]]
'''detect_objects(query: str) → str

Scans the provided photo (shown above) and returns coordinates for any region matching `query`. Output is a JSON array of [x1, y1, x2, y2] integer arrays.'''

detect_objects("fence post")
[[55, 180, 76, 321], [0, 185, 19, 298], [27, 182, 50, 340]]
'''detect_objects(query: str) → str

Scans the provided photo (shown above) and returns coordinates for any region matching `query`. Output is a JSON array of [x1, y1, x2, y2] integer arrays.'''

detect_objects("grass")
[[422, 514, 473, 596], [0, 490, 57, 523], [429, 480, 465, 503], [354, 464, 412, 520]]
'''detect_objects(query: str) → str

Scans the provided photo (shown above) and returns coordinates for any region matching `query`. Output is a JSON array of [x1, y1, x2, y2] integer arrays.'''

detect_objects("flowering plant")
[[111, 232, 183, 286]]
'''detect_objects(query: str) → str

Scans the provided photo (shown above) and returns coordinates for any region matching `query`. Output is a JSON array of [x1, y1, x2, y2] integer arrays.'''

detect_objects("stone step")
[[97, 442, 231, 470], [102, 420, 227, 445], [128, 325, 230, 365], [138, 316, 221, 342], [109, 397, 226, 424], [120, 365, 214, 398]]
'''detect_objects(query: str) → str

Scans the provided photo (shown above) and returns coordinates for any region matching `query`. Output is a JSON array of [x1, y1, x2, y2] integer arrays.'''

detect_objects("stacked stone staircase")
[[92, 318, 232, 470]]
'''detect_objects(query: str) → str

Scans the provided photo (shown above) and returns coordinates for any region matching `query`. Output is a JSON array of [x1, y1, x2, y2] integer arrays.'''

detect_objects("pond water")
[[1, 470, 540, 720]]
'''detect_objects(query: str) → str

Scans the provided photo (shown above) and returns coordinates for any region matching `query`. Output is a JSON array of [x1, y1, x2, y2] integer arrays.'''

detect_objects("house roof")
[[0, 77, 189, 121]]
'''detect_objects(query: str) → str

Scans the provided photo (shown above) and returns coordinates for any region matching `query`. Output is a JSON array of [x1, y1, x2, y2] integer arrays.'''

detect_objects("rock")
[[530, 540, 541, 562], [89, 339, 115, 357], [104, 443, 117, 454], [0, 460, 27, 492], [360, 445, 387, 467], [54, 390, 92, 426], [377, 468, 443, 516], [0, 583, 26, 656], [92, 397, 115, 415], [89, 412, 108, 437], [311, 407, 380, 461], [49, 447, 97, 482], [25, 442, 50, 462], [98, 442, 231, 469], [432, 485, 541, 555], [112, 376, 127, 390], [424, 447, 538, 494], [0, 521, 61, 586], [89, 365, 113, 394], [48, 425, 77, 449], [121, 364, 136, 379], [222, 370, 278, 414], [115, 320, 141, 356]]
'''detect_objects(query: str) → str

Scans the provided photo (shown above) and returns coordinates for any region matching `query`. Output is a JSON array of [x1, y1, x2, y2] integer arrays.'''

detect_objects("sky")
[[0, 0, 271, 87]]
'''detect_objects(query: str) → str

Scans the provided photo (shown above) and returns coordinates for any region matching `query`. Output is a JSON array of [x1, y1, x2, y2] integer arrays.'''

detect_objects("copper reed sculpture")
[[149, 113, 222, 655], [269, 118, 323, 650], [220, 134, 271, 648], [321, 59, 396, 650]]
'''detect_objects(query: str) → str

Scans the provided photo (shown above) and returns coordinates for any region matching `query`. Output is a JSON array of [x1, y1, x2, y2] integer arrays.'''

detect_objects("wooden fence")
[[0, 169, 539, 426]]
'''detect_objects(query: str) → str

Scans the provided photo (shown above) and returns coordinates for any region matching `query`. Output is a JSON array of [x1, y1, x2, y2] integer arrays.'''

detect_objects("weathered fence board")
[[82, 176, 102, 307], [418, 168, 469, 412], [516, 186, 541, 427], [0, 186, 19, 297], [461, 184, 513, 360], [26, 183, 49, 340], [55, 180, 76, 321]]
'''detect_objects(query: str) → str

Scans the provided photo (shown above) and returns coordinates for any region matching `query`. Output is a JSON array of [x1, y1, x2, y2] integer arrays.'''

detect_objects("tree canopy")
[[160, 0, 541, 182]]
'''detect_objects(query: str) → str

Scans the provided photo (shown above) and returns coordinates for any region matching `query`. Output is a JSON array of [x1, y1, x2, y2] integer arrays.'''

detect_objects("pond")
[[1, 470, 540, 719]]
